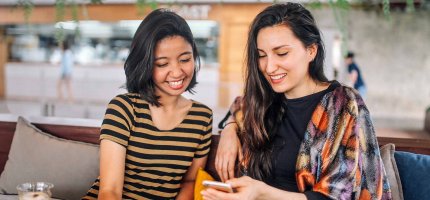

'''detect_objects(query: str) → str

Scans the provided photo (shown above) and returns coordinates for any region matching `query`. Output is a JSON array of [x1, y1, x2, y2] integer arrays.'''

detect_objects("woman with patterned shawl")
[[201, 3, 391, 200]]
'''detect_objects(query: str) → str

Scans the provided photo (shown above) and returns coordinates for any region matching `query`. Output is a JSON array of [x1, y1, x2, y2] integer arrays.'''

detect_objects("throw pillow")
[[194, 168, 215, 200], [0, 117, 100, 200], [379, 143, 403, 200], [394, 151, 430, 200]]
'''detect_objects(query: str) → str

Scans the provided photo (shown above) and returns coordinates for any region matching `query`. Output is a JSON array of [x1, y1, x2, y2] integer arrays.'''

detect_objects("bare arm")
[[202, 176, 307, 200], [215, 117, 241, 182], [215, 97, 243, 182], [98, 139, 126, 200], [176, 156, 208, 200]]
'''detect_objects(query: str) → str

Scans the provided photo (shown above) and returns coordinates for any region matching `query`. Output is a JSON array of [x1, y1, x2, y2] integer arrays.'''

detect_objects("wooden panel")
[[0, 28, 6, 98], [33, 123, 100, 144], [0, 3, 270, 24], [378, 136, 430, 155], [0, 121, 16, 173]]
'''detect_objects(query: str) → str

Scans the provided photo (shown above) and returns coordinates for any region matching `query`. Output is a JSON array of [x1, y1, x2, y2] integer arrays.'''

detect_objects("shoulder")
[[108, 93, 150, 111], [110, 93, 144, 104], [189, 100, 213, 123], [323, 85, 364, 115], [191, 100, 212, 113]]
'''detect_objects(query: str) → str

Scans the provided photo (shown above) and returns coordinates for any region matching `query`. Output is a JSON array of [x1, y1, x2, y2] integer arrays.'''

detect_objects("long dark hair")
[[241, 2, 328, 181], [124, 8, 200, 106]]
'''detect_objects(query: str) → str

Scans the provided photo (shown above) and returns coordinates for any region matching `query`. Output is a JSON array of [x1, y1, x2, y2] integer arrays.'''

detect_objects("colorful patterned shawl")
[[295, 86, 391, 200], [236, 85, 392, 200]]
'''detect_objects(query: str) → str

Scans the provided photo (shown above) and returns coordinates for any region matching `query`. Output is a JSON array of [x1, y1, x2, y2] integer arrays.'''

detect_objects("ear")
[[307, 43, 318, 62]]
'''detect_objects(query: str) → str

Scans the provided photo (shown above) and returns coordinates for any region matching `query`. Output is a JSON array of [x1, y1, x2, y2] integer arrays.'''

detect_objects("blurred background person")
[[57, 42, 74, 102], [345, 51, 366, 98]]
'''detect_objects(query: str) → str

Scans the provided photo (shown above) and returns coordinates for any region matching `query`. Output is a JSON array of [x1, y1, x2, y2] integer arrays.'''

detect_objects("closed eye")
[[278, 52, 288, 56], [180, 58, 192, 63], [156, 63, 168, 67]]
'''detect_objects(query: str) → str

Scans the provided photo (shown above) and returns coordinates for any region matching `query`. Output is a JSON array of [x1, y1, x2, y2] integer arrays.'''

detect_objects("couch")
[[0, 114, 220, 199], [0, 114, 429, 200]]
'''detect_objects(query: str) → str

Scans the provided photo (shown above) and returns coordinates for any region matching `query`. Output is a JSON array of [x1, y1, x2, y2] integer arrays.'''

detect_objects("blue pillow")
[[394, 151, 430, 200]]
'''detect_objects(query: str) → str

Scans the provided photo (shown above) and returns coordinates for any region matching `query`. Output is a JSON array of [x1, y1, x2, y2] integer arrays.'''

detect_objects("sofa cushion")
[[0, 117, 100, 200], [394, 151, 430, 200], [380, 143, 403, 200]]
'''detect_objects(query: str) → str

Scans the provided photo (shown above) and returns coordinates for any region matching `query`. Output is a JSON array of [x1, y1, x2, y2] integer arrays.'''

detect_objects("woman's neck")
[[284, 79, 330, 99], [156, 95, 186, 111], [149, 94, 192, 131]]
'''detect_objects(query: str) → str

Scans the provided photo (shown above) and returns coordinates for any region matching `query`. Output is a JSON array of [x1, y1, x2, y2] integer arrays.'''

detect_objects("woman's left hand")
[[201, 176, 265, 200]]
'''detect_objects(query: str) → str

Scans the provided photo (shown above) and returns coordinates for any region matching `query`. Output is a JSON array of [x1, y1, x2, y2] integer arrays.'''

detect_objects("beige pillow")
[[0, 117, 99, 200], [380, 143, 403, 200]]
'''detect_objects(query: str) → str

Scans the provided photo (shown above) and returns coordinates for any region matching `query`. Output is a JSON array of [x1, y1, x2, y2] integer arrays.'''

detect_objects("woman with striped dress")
[[83, 9, 212, 200]]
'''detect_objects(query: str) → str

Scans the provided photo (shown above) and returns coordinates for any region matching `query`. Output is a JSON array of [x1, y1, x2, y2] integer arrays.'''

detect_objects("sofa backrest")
[[0, 115, 222, 180], [0, 116, 100, 174], [1, 114, 430, 179]]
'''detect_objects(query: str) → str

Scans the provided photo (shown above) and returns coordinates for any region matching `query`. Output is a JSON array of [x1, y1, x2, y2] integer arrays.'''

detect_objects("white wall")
[[312, 8, 430, 121]]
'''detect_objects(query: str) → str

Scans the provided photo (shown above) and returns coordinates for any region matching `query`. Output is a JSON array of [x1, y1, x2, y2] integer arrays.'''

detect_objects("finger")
[[226, 176, 250, 188], [222, 156, 229, 182], [215, 153, 221, 180], [215, 152, 225, 182], [204, 188, 235, 200], [227, 155, 236, 180], [201, 189, 217, 200]]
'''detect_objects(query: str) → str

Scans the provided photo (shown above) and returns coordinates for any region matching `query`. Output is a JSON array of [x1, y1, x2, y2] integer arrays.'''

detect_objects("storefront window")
[[4, 20, 219, 67]]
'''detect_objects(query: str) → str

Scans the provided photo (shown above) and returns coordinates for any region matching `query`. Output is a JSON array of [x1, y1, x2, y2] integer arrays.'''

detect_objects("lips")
[[167, 79, 184, 90], [269, 73, 286, 84]]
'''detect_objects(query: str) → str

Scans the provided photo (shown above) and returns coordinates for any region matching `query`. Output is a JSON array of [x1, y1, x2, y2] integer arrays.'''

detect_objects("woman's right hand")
[[215, 121, 241, 182]]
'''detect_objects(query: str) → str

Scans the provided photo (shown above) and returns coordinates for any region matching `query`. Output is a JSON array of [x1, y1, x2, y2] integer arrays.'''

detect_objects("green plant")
[[16, 0, 34, 25], [13, 0, 421, 44], [136, 0, 158, 15], [70, 0, 81, 38], [54, 0, 66, 44], [328, 0, 350, 55]]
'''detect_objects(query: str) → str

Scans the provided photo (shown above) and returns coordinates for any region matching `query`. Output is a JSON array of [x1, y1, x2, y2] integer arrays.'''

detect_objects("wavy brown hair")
[[240, 2, 328, 181]]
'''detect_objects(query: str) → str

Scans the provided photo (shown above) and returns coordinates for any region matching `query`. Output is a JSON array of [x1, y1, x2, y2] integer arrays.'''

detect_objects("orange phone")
[[202, 180, 234, 193]]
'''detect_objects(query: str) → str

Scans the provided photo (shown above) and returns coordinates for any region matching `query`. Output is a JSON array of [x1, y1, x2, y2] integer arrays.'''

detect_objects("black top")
[[348, 62, 365, 89], [266, 81, 340, 200]]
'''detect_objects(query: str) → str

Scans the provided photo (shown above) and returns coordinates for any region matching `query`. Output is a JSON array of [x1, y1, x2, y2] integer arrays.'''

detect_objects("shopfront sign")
[[168, 5, 211, 20]]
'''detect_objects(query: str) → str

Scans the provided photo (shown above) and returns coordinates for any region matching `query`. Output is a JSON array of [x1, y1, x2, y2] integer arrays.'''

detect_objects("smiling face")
[[152, 35, 195, 98], [257, 25, 317, 99]]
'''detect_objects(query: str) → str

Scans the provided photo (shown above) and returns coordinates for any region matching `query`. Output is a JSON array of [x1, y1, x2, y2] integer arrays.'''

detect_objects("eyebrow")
[[155, 51, 193, 61], [273, 45, 291, 50], [258, 45, 291, 52]]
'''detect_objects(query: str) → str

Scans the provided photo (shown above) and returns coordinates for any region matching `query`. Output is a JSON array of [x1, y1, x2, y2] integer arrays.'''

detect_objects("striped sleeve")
[[100, 94, 134, 147], [195, 114, 212, 158]]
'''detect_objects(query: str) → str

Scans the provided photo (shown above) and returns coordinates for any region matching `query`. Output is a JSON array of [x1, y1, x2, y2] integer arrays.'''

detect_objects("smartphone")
[[202, 180, 234, 193]]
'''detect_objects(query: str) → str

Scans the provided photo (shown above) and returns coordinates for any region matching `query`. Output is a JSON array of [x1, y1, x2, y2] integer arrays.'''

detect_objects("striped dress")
[[83, 93, 212, 199]]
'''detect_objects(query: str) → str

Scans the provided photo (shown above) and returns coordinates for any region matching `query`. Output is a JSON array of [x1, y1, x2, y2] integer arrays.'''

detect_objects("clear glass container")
[[16, 182, 54, 200]]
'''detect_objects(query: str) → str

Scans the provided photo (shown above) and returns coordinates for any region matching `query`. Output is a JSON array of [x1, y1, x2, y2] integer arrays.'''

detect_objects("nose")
[[265, 55, 279, 74], [169, 62, 185, 78]]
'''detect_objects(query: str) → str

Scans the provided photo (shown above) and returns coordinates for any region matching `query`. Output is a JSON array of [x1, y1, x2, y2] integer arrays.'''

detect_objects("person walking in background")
[[205, 3, 391, 200], [82, 8, 212, 200], [57, 42, 74, 102], [345, 51, 366, 98]]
